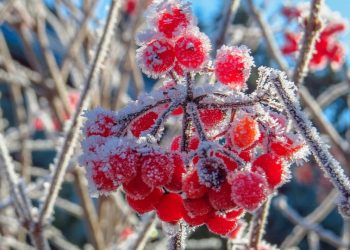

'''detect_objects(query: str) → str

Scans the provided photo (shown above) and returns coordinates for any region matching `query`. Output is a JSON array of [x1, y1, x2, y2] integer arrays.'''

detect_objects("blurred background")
[[0, 0, 349, 249]]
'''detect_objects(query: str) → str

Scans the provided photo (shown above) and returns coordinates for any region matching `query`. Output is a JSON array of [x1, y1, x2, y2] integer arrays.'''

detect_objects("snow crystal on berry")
[[215, 45, 254, 90]]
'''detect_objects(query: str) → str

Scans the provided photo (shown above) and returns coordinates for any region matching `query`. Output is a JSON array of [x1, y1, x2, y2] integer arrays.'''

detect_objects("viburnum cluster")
[[281, 4, 347, 70], [80, 0, 308, 239]]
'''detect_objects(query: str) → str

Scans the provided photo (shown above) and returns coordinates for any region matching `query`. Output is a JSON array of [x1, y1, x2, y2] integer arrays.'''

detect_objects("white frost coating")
[[214, 45, 255, 89], [269, 69, 350, 215]]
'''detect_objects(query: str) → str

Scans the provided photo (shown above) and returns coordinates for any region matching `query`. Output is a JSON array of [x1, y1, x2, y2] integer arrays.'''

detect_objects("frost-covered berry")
[[270, 134, 305, 159], [183, 197, 212, 217], [252, 153, 286, 188], [182, 170, 208, 199], [208, 181, 237, 211], [230, 172, 269, 211], [126, 188, 163, 214], [157, 6, 190, 38], [137, 39, 175, 78], [130, 111, 158, 137], [197, 157, 227, 189], [156, 193, 184, 222], [206, 212, 238, 236], [141, 152, 174, 188], [199, 109, 225, 131], [229, 113, 260, 150], [108, 148, 139, 185], [91, 161, 119, 192], [183, 210, 209, 226], [123, 171, 153, 200], [215, 45, 254, 90], [171, 135, 199, 151], [165, 154, 185, 192], [214, 152, 238, 172], [175, 31, 211, 71], [83, 107, 117, 137]]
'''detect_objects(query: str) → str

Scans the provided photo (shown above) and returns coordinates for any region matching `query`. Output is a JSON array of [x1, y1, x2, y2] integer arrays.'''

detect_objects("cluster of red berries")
[[80, 0, 307, 238], [281, 4, 347, 70], [136, 0, 254, 90]]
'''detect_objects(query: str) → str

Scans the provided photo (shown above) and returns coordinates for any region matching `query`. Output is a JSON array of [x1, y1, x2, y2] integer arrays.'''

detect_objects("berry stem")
[[168, 222, 185, 250], [248, 198, 271, 249], [272, 73, 350, 214]]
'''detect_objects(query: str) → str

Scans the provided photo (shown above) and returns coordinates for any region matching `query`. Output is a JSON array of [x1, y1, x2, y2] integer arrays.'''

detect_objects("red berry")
[[183, 210, 209, 226], [197, 157, 227, 189], [199, 109, 225, 131], [123, 172, 153, 200], [182, 170, 208, 199], [206, 212, 238, 236], [156, 193, 184, 222], [91, 161, 119, 192], [281, 6, 301, 20], [141, 152, 174, 188], [270, 134, 305, 159], [214, 152, 238, 172], [157, 7, 190, 38], [208, 181, 237, 211], [173, 62, 185, 77], [175, 31, 210, 71], [215, 45, 254, 90], [230, 172, 269, 211], [84, 108, 117, 137], [252, 153, 285, 188], [170, 135, 199, 151], [137, 39, 175, 77], [165, 154, 185, 192], [109, 147, 139, 185], [131, 111, 158, 137], [225, 208, 245, 220], [126, 188, 163, 214], [183, 197, 212, 217], [230, 114, 260, 150]]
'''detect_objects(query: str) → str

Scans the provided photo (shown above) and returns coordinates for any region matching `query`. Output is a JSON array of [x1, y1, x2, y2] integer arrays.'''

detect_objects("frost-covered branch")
[[271, 72, 350, 217]]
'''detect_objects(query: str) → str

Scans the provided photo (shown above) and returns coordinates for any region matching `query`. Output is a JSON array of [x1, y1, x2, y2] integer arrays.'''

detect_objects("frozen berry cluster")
[[281, 4, 347, 70], [80, 0, 307, 238]]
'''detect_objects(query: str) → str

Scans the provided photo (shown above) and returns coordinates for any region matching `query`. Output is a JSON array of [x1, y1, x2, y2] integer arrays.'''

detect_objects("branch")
[[38, 0, 121, 225], [292, 0, 324, 86]]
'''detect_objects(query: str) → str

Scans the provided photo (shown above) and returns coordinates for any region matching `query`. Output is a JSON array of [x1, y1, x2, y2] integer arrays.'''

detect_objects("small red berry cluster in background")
[[80, 0, 308, 238], [281, 4, 347, 70]]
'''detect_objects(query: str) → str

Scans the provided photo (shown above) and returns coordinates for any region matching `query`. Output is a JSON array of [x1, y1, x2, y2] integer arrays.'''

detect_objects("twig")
[[272, 73, 350, 214], [248, 198, 271, 249], [275, 196, 347, 248], [292, 0, 324, 86], [38, 0, 121, 227], [281, 189, 337, 248]]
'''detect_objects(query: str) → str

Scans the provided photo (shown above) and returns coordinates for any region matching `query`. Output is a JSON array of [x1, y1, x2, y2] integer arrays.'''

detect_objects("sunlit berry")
[[157, 6, 190, 38], [137, 39, 175, 77], [215, 45, 254, 90], [130, 111, 158, 137], [230, 114, 260, 150], [230, 172, 269, 211], [156, 193, 184, 222], [175, 32, 211, 71], [141, 152, 174, 188]]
